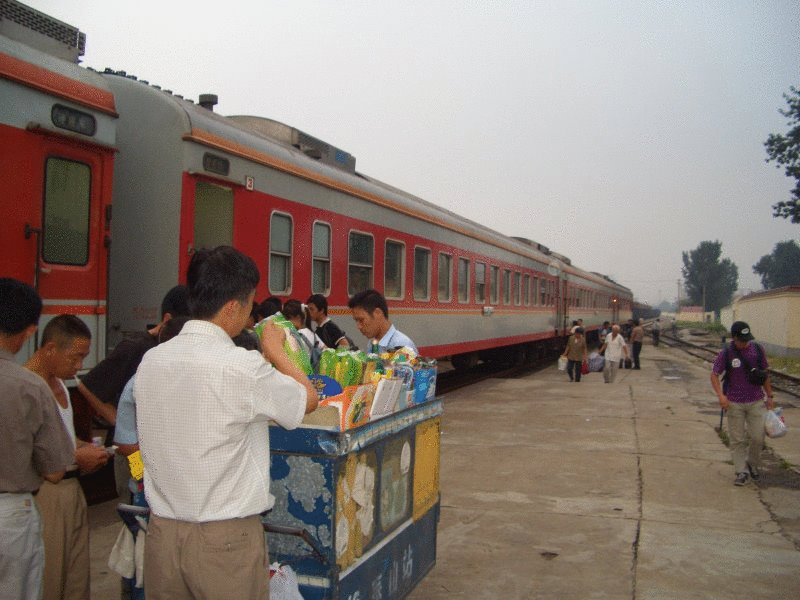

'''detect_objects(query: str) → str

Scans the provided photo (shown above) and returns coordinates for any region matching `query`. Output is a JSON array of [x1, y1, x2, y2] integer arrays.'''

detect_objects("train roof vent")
[[227, 115, 356, 173], [511, 236, 550, 255], [0, 0, 85, 63]]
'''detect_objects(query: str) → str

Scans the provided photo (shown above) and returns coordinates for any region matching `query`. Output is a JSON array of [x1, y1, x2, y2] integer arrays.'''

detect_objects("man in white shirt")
[[598, 324, 629, 383], [347, 289, 417, 353], [136, 246, 318, 600]]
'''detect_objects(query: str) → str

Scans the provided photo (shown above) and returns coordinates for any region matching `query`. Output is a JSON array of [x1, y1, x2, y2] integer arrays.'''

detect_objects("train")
[[1, 1, 633, 374]]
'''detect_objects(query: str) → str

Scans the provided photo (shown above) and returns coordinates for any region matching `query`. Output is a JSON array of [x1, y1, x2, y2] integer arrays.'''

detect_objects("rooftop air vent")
[[227, 115, 356, 174], [0, 0, 85, 63], [198, 94, 218, 111]]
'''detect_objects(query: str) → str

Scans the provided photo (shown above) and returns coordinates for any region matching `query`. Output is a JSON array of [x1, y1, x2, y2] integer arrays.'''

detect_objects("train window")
[[312, 222, 331, 294], [43, 157, 91, 265], [523, 274, 530, 306], [348, 231, 374, 295], [475, 262, 486, 303], [514, 272, 521, 306], [438, 253, 452, 303], [385, 240, 405, 299], [490, 266, 499, 304], [503, 270, 511, 304], [195, 181, 234, 251], [413, 247, 431, 301], [532, 277, 538, 306], [269, 213, 293, 293], [458, 258, 470, 303]]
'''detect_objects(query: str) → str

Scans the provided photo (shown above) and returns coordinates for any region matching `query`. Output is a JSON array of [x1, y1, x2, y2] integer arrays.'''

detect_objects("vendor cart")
[[266, 398, 443, 600]]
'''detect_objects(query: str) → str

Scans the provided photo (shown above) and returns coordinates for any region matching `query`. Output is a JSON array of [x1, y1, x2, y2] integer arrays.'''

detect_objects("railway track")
[[657, 329, 800, 402]]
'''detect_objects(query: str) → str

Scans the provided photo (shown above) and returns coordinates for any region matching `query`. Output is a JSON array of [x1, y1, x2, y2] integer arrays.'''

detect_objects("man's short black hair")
[[41, 314, 91, 348], [0, 278, 42, 335], [186, 247, 259, 319], [306, 294, 328, 316], [158, 315, 191, 344], [257, 297, 282, 320], [161, 285, 190, 319], [348, 289, 388, 319]]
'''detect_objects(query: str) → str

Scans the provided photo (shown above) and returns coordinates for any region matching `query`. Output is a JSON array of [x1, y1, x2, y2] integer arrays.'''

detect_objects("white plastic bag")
[[765, 407, 787, 438], [558, 356, 567, 371], [270, 563, 304, 600], [108, 525, 135, 578]]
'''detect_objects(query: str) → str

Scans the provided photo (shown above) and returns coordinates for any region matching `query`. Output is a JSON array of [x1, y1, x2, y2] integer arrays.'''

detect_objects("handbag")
[[580, 360, 589, 375]]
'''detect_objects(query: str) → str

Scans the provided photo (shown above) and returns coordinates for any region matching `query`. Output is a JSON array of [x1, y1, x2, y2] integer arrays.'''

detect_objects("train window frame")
[[502, 269, 511, 305], [437, 252, 452, 303], [475, 262, 486, 304], [514, 272, 522, 306], [490, 266, 499, 305], [348, 230, 374, 296], [413, 246, 432, 302], [269, 211, 293, 295], [384, 239, 405, 300], [532, 276, 539, 306], [523, 274, 530, 307], [311, 220, 331, 295], [42, 156, 92, 266], [457, 257, 470, 304]]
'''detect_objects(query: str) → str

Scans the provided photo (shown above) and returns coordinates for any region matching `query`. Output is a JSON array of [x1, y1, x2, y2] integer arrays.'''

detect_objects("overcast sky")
[[29, 0, 800, 306]]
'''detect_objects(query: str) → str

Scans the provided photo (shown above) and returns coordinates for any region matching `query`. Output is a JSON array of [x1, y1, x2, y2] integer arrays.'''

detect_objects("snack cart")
[[266, 394, 442, 600]]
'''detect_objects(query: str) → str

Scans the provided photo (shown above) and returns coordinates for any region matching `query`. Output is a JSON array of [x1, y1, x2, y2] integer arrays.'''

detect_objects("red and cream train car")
[[0, 8, 116, 367], [1, 2, 632, 371]]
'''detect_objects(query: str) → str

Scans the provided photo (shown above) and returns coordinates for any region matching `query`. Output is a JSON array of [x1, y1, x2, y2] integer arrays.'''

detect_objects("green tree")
[[753, 240, 800, 289], [681, 241, 738, 317], [764, 86, 800, 223]]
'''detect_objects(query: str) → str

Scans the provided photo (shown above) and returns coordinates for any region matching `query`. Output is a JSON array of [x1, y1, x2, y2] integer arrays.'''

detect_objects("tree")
[[764, 86, 800, 223], [681, 241, 738, 317], [753, 240, 800, 289]]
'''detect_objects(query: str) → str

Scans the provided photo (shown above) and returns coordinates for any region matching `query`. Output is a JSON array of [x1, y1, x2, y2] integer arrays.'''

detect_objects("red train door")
[[19, 138, 111, 363]]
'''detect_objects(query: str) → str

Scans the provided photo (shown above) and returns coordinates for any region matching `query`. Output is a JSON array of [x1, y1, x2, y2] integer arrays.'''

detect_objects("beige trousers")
[[34, 478, 90, 600], [144, 513, 269, 600]]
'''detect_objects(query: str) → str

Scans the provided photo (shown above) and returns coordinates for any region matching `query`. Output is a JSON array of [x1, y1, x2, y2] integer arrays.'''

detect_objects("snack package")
[[254, 313, 313, 375]]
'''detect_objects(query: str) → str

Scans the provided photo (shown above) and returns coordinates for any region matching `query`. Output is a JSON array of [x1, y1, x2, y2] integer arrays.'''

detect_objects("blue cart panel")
[[267, 399, 443, 599]]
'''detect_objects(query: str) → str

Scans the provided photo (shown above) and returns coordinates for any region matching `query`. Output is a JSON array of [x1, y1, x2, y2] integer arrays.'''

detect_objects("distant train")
[[632, 302, 661, 323], [0, 1, 633, 372]]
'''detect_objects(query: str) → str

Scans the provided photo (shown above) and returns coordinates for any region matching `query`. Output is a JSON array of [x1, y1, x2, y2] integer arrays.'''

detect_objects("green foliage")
[[753, 240, 800, 289], [764, 86, 800, 223], [681, 241, 738, 314]]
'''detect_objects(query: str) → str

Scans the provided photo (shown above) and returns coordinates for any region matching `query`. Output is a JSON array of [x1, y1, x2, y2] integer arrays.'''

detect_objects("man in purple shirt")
[[710, 321, 774, 486]]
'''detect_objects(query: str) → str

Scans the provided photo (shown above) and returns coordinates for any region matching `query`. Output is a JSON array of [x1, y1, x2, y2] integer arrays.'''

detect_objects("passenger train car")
[[0, 1, 632, 372]]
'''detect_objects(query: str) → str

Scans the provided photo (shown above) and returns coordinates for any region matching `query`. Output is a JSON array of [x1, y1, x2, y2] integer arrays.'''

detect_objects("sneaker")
[[747, 464, 760, 481], [734, 472, 749, 486]]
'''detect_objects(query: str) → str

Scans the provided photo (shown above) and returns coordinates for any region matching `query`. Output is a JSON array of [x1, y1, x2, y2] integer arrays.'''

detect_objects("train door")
[[193, 180, 234, 250], [179, 178, 235, 277], [17, 140, 111, 364]]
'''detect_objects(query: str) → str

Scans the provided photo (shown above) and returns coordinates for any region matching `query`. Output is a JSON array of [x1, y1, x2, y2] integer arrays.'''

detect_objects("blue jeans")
[[0, 493, 43, 600]]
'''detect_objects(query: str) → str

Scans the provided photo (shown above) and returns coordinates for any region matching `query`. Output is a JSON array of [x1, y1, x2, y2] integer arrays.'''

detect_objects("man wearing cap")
[[710, 321, 774, 486]]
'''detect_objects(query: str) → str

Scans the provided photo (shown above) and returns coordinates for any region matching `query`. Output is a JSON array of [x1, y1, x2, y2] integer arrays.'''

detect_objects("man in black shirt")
[[306, 294, 354, 350]]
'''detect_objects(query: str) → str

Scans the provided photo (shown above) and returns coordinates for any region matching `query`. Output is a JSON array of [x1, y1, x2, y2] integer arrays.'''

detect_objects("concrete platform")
[[87, 342, 800, 599], [406, 343, 800, 600]]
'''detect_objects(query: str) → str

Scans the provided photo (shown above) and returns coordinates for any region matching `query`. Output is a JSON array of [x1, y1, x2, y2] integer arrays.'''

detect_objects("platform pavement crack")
[[629, 385, 642, 600]]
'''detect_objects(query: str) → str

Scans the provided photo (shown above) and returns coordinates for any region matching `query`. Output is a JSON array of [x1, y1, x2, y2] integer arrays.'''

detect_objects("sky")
[[27, 0, 800, 306]]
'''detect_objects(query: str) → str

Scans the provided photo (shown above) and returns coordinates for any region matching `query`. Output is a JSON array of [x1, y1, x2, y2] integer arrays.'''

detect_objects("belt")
[[63, 469, 80, 480]]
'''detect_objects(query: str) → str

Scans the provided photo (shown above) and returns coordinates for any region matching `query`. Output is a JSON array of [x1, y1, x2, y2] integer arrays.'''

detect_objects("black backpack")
[[722, 342, 767, 393]]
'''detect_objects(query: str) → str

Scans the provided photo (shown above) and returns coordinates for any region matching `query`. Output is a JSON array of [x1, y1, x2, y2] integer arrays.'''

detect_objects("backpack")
[[722, 342, 766, 394], [296, 331, 323, 374]]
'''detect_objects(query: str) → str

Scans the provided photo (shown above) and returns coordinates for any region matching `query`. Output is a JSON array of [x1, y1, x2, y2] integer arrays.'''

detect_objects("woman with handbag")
[[561, 327, 588, 382]]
